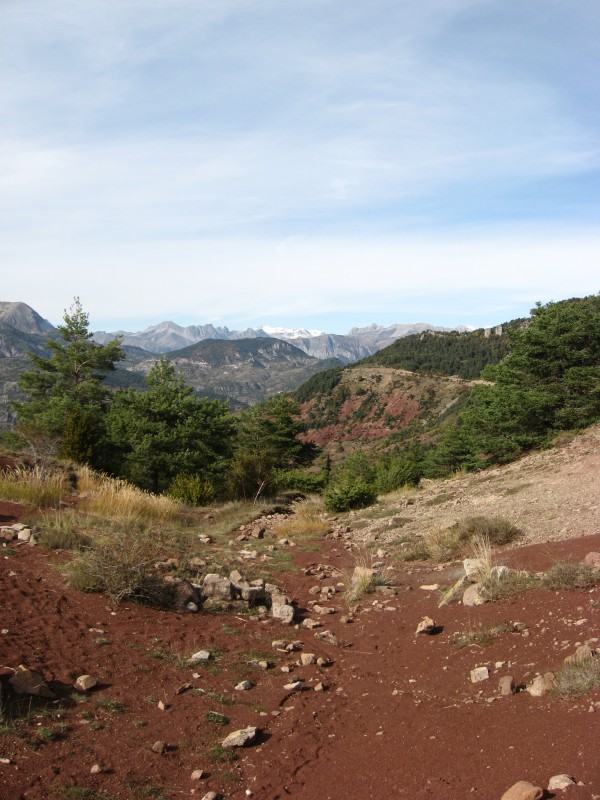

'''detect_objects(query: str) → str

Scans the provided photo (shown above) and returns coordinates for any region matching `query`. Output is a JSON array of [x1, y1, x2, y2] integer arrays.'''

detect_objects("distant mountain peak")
[[261, 325, 324, 339]]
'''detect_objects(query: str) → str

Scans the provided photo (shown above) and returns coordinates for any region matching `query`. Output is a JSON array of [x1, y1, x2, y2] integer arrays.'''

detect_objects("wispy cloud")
[[1, 0, 599, 330]]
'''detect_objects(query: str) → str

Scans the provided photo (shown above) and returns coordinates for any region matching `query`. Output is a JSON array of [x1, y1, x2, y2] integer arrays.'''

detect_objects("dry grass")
[[271, 497, 330, 541], [541, 562, 600, 590], [421, 516, 522, 563], [0, 465, 64, 509], [453, 621, 512, 649], [341, 550, 395, 600], [553, 656, 600, 699], [76, 467, 181, 522]]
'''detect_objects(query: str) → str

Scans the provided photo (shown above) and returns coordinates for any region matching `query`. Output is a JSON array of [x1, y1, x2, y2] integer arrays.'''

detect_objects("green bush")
[[323, 478, 377, 513], [274, 468, 327, 494], [167, 473, 214, 506]]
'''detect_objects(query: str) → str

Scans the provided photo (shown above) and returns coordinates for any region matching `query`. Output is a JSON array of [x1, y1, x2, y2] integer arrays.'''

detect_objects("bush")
[[274, 468, 327, 494], [39, 510, 93, 551], [323, 478, 377, 513], [447, 516, 522, 547], [167, 473, 214, 506], [541, 562, 600, 590]]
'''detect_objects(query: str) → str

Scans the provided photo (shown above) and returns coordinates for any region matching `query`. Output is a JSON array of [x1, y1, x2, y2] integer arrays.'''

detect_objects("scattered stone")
[[201, 792, 219, 800], [463, 584, 485, 606], [90, 764, 104, 774], [17, 528, 32, 542], [221, 726, 258, 749], [314, 630, 340, 647], [157, 700, 169, 711], [74, 674, 98, 692], [527, 673, 555, 697], [316, 657, 330, 667], [419, 584, 439, 591], [175, 682, 193, 695], [499, 676, 516, 696], [283, 680, 303, 691], [189, 650, 212, 664], [302, 618, 322, 629], [300, 653, 317, 666], [564, 644, 596, 664], [415, 616, 436, 635], [314, 682, 325, 692], [197, 535, 213, 545], [202, 574, 233, 600], [463, 558, 483, 581], [313, 604, 336, 615], [9, 665, 56, 699], [151, 741, 167, 754], [470, 666, 489, 683], [512, 622, 528, 632], [548, 774, 576, 791], [191, 769, 207, 781], [500, 781, 543, 800], [234, 681, 253, 691]]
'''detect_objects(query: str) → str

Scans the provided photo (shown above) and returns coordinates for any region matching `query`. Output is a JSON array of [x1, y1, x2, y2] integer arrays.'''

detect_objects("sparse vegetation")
[[553, 656, 600, 699], [541, 562, 600, 590], [0, 465, 64, 508], [420, 516, 522, 562], [453, 621, 512, 649]]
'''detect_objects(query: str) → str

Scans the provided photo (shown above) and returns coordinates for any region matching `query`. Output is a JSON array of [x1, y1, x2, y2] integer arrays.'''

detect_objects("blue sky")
[[1, 0, 599, 333]]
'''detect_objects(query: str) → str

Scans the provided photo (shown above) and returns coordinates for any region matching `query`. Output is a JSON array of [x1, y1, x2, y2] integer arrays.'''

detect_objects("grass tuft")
[[453, 621, 512, 649], [0, 465, 64, 508], [553, 656, 600, 699]]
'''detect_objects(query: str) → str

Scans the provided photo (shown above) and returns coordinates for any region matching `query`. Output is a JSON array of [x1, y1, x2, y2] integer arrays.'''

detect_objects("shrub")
[[167, 473, 214, 506], [447, 516, 522, 547], [39, 510, 93, 551], [541, 562, 600, 590], [553, 656, 600, 699], [323, 477, 377, 513], [274, 468, 327, 494]]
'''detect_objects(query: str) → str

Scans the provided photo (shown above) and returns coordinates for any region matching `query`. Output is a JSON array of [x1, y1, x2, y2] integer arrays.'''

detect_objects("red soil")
[[2, 498, 600, 800]]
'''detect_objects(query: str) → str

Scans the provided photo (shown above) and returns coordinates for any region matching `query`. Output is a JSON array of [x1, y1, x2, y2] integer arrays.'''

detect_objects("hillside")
[[362, 324, 513, 378], [130, 338, 342, 406], [298, 365, 472, 454]]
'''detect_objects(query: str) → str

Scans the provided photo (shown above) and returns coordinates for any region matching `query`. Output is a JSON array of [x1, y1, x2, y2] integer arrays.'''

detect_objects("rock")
[[419, 584, 439, 591], [201, 792, 219, 800], [234, 681, 253, 691], [415, 616, 436, 635], [157, 700, 169, 711], [499, 676, 516, 696], [9, 665, 56, 698], [251, 526, 266, 539], [300, 653, 317, 666], [202, 574, 232, 600], [221, 726, 258, 749], [314, 682, 325, 692], [189, 650, 212, 664], [151, 741, 167, 754], [500, 781, 543, 800], [512, 621, 528, 632], [470, 666, 489, 683], [462, 584, 485, 606], [74, 674, 98, 692], [17, 528, 32, 542], [547, 774, 576, 791], [583, 552, 600, 569], [527, 672, 555, 697], [174, 580, 203, 612], [463, 558, 483, 581], [90, 764, 104, 774], [283, 680, 303, 691], [302, 618, 322, 629], [191, 769, 207, 780], [314, 630, 340, 647], [564, 643, 596, 664], [271, 595, 295, 625]]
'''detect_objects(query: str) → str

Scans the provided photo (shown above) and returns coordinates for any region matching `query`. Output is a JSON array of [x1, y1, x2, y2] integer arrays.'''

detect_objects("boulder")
[[527, 672, 554, 697], [271, 594, 295, 624], [547, 774, 576, 791], [202, 574, 233, 600], [463, 584, 485, 606], [499, 676, 516, 696], [583, 552, 600, 569]]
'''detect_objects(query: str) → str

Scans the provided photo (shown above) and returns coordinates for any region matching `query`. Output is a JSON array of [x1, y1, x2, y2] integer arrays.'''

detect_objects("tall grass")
[[271, 497, 330, 541], [76, 466, 181, 522], [0, 466, 64, 508]]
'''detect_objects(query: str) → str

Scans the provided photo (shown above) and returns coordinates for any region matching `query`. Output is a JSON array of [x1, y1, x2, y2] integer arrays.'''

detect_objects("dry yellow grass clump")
[[271, 497, 331, 541], [0, 465, 65, 508], [76, 466, 181, 522]]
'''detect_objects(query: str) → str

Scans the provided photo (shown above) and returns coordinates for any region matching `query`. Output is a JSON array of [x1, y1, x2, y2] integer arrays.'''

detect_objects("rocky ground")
[[2, 427, 600, 800]]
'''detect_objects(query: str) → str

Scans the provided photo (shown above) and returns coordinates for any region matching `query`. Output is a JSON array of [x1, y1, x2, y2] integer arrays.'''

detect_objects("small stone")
[[499, 676, 515, 696], [151, 741, 167, 754], [462, 584, 485, 606], [221, 726, 258, 749], [314, 682, 325, 692], [17, 528, 32, 542], [527, 672, 555, 697], [75, 675, 98, 692], [547, 774, 576, 791], [500, 781, 543, 800], [190, 769, 207, 781], [420, 584, 439, 591], [300, 653, 317, 666], [314, 630, 339, 647], [415, 616, 436, 635], [470, 666, 489, 683], [302, 618, 322, 629], [283, 680, 303, 691], [174, 682, 193, 695], [201, 793, 219, 800], [157, 700, 169, 711], [234, 681, 253, 691], [189, 650, 212, 664], [512, 621, 528, 632], [90, 764, 103, 774]]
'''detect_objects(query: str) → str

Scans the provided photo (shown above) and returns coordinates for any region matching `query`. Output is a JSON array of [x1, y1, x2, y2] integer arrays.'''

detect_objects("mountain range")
[[92, 319, 473, 362]]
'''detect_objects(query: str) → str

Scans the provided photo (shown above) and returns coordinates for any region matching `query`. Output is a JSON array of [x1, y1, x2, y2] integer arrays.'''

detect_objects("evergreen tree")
[[14, 298, 124, 462], [106, 358, 234, 494]]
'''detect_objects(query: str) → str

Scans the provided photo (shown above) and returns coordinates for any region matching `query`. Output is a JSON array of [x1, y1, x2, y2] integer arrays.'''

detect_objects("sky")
[[1, 0, 599, 334]]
